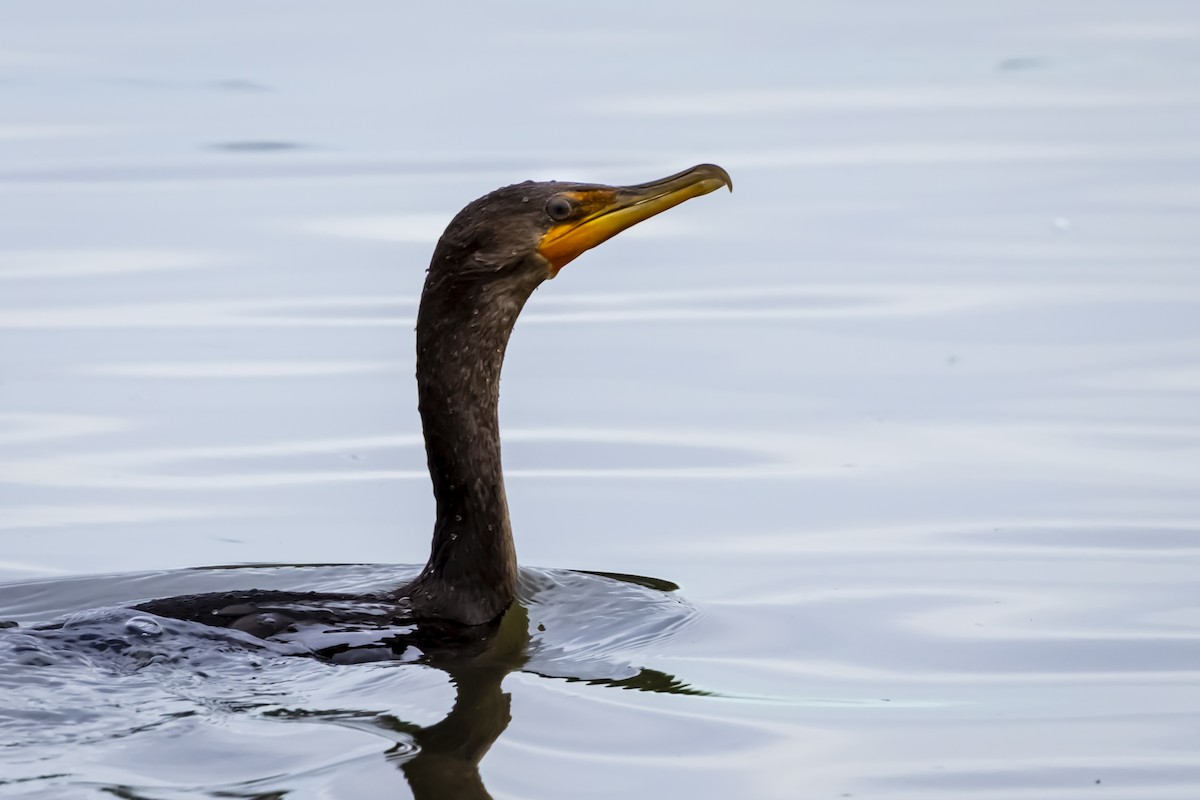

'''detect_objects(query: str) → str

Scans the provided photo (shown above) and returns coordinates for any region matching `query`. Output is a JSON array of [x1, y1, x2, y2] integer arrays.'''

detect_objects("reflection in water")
[[265, 608, 530, 800], [394, 645, 521, 800], [265, 603, 706, 800], [0, 566, 706, 799]]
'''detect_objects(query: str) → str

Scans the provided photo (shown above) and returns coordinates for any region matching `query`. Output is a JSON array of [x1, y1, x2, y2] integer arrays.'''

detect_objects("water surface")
[[2, 2, 1200, 798]]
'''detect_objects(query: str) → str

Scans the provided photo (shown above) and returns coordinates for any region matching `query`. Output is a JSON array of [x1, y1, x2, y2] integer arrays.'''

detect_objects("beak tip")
[[696, 163, 733, 193]]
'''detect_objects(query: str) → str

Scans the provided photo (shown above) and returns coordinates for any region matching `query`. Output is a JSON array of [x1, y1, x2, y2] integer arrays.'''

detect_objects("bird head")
[[428, 163, 732, 291]]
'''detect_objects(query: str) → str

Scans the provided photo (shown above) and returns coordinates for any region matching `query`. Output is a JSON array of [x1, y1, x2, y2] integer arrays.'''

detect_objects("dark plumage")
[[134, 164, 732, 649]]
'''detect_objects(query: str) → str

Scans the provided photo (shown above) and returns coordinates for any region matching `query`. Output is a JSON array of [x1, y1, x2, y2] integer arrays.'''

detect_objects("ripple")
[[902, 241, 1200, 262], [1, 419, 1198, 491], [211, 140, 307, 152], [0, 248, 216, 280], [0, 563, 717, 796], [296, 213, 451, 242], [0, 504, 244, 531], [0, 123, 124, 141], [5, 283, 1197, 329], [0, 560, 63, 577], [0, 412, 128, 445], [0, 295, 415, 329], [0, 426, 880, 490], [591, 86, 1200, 117], [686, 519, 1200, 559], [720, 141, 1200, 170], [1074, 365, 1200, 393], [1078, 21, 1200, 41], [83, 360, 397, 378]]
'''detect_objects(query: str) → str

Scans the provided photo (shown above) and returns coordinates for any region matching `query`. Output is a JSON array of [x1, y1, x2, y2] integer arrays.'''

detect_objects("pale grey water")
[[2, 2, 1200, 798]]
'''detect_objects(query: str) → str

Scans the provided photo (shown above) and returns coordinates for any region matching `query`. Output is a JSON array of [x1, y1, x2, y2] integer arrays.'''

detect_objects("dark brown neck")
[[405, 260, 540, 625]]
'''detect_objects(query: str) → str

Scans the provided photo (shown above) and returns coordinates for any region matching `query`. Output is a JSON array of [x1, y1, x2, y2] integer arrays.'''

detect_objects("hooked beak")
[[536, 163, 732, 276]]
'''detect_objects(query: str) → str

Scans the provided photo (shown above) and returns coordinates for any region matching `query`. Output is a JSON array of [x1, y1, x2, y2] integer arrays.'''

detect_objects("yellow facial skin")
[[536, 163, 732, 276]]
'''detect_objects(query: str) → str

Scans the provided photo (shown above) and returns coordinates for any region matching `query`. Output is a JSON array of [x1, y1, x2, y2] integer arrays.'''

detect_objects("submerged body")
[[133, 164, 732, 651]]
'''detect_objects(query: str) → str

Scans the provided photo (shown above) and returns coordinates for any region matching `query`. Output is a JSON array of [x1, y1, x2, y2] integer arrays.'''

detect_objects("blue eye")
[[546, 196, 573, 220]]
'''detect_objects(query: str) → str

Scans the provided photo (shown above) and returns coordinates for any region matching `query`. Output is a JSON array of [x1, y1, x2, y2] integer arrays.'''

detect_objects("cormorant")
[[134, 164, 732, 648]]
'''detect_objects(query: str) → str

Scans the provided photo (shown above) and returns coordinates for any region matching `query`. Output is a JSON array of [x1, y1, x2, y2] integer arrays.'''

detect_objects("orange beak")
[[536, 163, 732, 276]]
